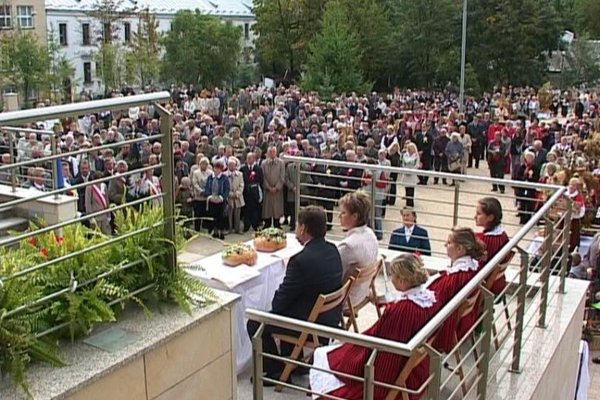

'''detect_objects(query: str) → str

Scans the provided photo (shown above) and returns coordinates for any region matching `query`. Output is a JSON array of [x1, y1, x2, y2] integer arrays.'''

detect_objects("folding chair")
[[272, 278, 354, 392], [449, 291, 481, 396], [485, 251, 515, 349], [384, 333, 438, 400], [343, 258, 384, 332]]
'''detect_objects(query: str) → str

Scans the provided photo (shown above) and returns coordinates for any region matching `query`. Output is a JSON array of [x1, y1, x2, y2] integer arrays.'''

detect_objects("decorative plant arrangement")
[[0, 205, 214, 396]]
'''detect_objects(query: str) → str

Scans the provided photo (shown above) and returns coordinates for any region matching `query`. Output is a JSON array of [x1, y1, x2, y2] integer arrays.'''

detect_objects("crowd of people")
[[2, 84, 598, 242]]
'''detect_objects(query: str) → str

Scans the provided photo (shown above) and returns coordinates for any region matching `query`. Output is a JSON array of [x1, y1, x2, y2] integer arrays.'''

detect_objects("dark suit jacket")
[[388, 225, 432, 256], [271, 238, 343, 327], [72, 173, 91, 213]]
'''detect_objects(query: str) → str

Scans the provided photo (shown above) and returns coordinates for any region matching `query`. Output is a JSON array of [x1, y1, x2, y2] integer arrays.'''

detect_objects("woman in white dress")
[[400, 142, 419, 207]]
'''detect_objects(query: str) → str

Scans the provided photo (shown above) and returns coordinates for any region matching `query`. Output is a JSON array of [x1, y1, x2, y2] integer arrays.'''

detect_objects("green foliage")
[[302, 0, 371, 94], [0, 205, 213, 394], [563, 38, 600, 87], [0, 32, 52, 107], [126, 9, 162, 89], [466, 0, 562, 89], [577, 0, 600, 38], [161, 11, 242, 87], [233, 63, 260, 90], [253, 0, 327, 78]]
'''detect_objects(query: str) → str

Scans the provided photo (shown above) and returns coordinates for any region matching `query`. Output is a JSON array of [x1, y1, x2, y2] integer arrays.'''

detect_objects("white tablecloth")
[[527, 235, 593, 257], [186, 235, 304, 373]]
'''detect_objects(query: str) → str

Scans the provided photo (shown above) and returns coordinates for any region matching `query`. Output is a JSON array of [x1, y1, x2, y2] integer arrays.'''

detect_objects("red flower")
[[55, 236, 65, 245], [414, 251, 422, 259], [40, 248, 49, 259], [27, 237, 37, 246]]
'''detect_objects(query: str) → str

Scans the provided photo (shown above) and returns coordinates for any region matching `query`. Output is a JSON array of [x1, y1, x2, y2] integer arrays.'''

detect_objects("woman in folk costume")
[[310, 254, 440, 400], [475, 197, 510, 295], [567, 177, 586, 251], [427, 227, 486, 353], [85, 171, 111, 235]]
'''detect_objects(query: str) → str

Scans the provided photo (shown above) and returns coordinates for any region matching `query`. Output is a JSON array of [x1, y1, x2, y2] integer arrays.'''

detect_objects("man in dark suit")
[[247, 206, 343, 383], [72, 160, 92, 214], [388, 209, 431, 256], [240, 152, 264, 232]]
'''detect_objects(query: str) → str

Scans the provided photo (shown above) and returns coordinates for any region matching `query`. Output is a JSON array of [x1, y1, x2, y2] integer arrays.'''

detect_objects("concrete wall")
[[65, 307, 236, 400], [0, 183, 77, 225]]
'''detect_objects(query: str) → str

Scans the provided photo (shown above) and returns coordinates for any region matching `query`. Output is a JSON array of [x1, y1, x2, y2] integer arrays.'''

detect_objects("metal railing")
[[247, 156, 573, 399], [0, 92, 175, 339]]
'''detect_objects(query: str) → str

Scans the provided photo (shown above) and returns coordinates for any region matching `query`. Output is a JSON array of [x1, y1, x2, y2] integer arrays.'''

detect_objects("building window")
[[0, 6, 11, 29], [82, 23, 90, 45], [103, 22, 111, 43], [83, 62, 92, 84], [244, 23, 249, 40], [124, 22, 131, 43], [16, 6, 33, 29], [59, 23, 68, 46]]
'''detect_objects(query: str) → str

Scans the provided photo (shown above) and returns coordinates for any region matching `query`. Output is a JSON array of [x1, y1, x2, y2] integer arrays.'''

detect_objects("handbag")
[[448, 158, 461, 172]]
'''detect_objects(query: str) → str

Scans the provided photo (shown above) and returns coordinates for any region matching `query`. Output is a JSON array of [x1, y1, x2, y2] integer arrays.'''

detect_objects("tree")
[[86, 0, 136, 96], [383, 0, 460, 89], [302, 0, 370, 94], [253, 0, 326, 78], [466, 0, 562, 89], [342, 0, 395, 88], [578, 0, 600, 38], [563, 38, 600, 87], [126, 9, 162, 89], [161, 11, 242, 87], [0, 33, 51, 108]]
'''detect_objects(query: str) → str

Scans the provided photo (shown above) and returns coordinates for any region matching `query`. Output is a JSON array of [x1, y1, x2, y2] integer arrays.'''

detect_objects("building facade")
[[0, 0, 47, 42], [45, 0, 256, 97]]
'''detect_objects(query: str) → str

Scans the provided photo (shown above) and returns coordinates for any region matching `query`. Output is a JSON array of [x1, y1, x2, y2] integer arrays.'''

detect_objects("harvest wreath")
[[253, 227, 287, 252]]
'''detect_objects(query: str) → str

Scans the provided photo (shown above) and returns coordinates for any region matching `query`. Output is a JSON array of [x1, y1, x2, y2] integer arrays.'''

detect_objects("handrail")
[[247, 184, 568, 355], [282, 155, 564, 191], [246, 309, 413, 355], [0, 92, 171, 125], [0, 133, 164, 171], [406, 186, 567, 348]]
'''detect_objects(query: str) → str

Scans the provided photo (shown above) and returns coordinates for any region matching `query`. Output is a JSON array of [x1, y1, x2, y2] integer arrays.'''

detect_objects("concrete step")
[[0, 216, 29, 234]]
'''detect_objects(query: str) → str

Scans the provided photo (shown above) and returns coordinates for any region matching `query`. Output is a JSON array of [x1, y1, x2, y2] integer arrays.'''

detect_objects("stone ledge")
[[0, 290, 240, 400]]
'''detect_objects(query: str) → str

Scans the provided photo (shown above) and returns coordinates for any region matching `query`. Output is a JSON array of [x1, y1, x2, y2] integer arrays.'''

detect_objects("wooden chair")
[[484, 251, 515, 349], [450, 290, 481, 396], [384, 333, 438, 400], [272, 278, 354, 392], [343, 258, 384, 332]]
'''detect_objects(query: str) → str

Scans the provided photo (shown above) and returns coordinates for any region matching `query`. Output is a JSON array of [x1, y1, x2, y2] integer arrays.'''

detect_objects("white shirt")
[[337, 225, 379, 279], [404, 225, 414, 243]]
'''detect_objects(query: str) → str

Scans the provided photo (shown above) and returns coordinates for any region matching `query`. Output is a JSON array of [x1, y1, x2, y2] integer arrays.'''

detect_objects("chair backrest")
[[485, 250, 515, 290], [306, 278, 354, 323], [385, 332, 439, 400], [458, 290, 480, 319]]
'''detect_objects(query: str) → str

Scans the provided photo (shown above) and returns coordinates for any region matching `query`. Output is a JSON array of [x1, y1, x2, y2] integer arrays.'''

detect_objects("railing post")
[[294, 161, 301, 224], [251, 323, 265, 400], [370, 168, 376, 231], [511, 246, 529, 373], [363, 348, 377, 400], [50, 134, 59, 199], [155, 103, 176, 270], [8, 131, 17, 192], [453, 181, 460, 226], [477, 286, 494, 399], [426, 344, 442, 400], [559, 199, 572, 294], [538, 217, 554, 328]]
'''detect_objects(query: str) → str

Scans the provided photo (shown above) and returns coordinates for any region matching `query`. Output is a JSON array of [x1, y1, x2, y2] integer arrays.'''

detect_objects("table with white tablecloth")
[[527, 234, 593, 257], [185, 234, 449, 374], [185, 235, 304, 373]]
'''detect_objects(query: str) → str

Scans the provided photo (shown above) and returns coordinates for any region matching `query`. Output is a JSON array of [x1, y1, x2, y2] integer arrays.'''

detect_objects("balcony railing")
[[247, 156, 572, 399]]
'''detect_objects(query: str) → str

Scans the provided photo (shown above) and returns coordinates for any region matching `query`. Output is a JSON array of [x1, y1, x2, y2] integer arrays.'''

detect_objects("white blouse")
[[337, 225, 379, 278]]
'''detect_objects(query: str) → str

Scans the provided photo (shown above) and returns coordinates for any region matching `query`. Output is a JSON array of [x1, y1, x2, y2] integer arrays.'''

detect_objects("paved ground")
[[181, 165, 600, 399]]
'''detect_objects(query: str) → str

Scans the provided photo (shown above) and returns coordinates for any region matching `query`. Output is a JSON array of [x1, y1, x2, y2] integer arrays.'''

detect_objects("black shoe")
[[219, 233, 225, 240], [211, 232, 218, 238], [433, 180, 439, 185], [593, 357, 600, 364], [500, 189, 505, 194], [491, 187, 498, 192]]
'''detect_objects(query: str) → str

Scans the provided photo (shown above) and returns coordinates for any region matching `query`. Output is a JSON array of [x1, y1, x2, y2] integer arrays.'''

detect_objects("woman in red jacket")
[[475, 197, 510, 295], [310, 254, 440, 400]]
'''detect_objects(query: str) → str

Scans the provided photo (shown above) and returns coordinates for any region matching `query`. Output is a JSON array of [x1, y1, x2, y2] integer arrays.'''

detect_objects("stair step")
[[0, 234, 19, 249], [0, 217, 29, 232]]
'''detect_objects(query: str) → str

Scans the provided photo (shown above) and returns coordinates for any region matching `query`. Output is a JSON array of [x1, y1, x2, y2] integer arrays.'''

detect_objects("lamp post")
[[459, 0, 468, 113]]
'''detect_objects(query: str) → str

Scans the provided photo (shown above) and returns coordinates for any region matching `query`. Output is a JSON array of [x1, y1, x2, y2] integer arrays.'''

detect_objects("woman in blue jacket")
[[203, 161, 230, 239]]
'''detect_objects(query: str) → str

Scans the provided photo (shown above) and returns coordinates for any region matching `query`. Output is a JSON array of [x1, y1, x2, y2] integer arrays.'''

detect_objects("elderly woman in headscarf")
[[445, 132, 464, 186]]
